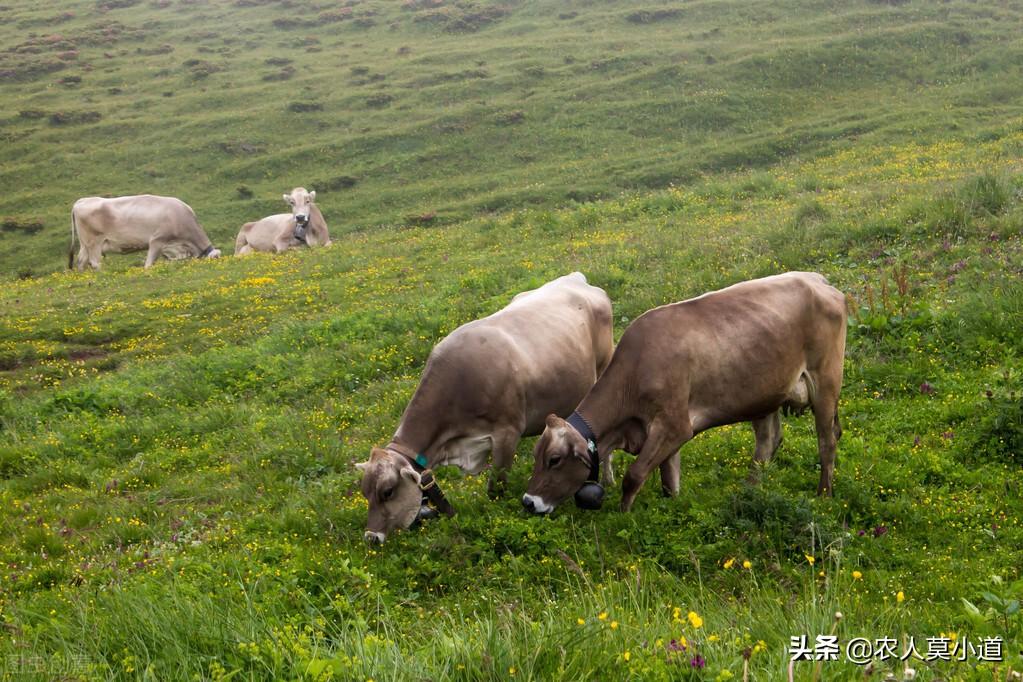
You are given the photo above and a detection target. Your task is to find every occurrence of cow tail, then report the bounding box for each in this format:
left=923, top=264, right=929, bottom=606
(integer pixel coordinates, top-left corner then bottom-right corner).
left=68, top=209, right=78, bottom=270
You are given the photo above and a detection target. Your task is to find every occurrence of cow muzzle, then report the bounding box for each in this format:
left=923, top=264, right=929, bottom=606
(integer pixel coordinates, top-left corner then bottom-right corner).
left=521, top=493, right=554, bottom=515
left=364, top=530, right=386, bottom=545
left=574, top=482, right=605, bottom=510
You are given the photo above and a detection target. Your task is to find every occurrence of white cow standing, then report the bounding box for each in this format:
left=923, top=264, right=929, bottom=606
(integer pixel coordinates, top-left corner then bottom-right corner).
left=69, top=194, right=221, bottom=270
left=234, top=187, right=331, bottom=255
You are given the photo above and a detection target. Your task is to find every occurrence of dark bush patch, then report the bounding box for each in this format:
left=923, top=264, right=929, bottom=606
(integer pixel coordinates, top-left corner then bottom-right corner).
left=1, top=218, right=44, bottom=234
left=262, top=66, right=295, bottom=81
left=968, top=380, right=1023, bottom=463
left=923, top=172, right=1011, bottom=239
left=236, top=186, right=254, bottom=200
left=273, top=17, right=312, bottom=30
left=136, top=43, right=173, bottom=55
left=319, top=176, right=359, bottom=191
left=48, top=110, right=101, bottom=125
left=216, top=141, right=263, bottom=155
left=18, top=109, right=46, bottom=119
left=558, top=11, right=577, bottom=20
left=319, top=8, right=353, bottom=23
left=182, top=59, right=222, bottom=79
left=59, top=74, right=81, bottom=86
left=720, top=486, right=840, bottom=560
left=107, top=86, right=123, bottom=94
left=494, top=109, right=525, bottom=125
left=0, top=58, right=66, bottom=82
left=366, top=93, right=393, bottom=108
left=287, top=101, right=323, bottom=113
left=413, top=4, right=510, bottom=33
left=626, top=8, right=683, bottom=24
left=793, top=198, right=829, bottom=226
left=402, top=0, right=445, bottom=9
left=406, top=211, right=436, bottom=225
left=97, top=0, right=140, bottom=9
left=265, top=57, right=292, bottom=66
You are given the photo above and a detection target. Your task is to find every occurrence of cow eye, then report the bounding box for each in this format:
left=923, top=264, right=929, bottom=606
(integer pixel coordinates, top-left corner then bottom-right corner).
left=548, top=455, right=562, bottom=468
left=381, top=487, right=395, bottom=501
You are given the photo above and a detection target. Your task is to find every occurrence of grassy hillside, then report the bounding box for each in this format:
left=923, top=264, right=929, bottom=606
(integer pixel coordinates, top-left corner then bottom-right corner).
left=3, top=0, right=1023, bottom=275
left=2, top=1, right=1023, bottom=681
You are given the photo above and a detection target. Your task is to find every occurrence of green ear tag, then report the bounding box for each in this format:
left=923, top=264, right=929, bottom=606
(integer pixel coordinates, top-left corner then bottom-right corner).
left=415, top=454, right=428, bottom=468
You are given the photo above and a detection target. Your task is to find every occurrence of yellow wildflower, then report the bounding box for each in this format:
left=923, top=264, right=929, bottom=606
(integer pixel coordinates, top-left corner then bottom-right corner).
left=687, top=611, right=703, bottom=629
left=723, top=558, right=736, bottom=569
left=897, top=591, right=905, bottom=603
left=742, top=560, right=752, bottom=569
left=852, top=570, right=862, bottom=580
left=805, top=554, right=815, bottom=566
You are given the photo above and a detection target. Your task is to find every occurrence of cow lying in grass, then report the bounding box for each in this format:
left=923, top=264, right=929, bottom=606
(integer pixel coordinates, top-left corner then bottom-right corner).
left=523, top=271, right=848, bottom=515
left=235, top=187, right=330, bottom=254
left=357, top=272, right=614, bottom=543
left=69, top=194, right=221, bottom=270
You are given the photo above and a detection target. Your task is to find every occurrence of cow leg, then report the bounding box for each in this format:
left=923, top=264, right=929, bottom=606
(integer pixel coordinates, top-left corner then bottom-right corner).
left=486, top=428, right=519, bottom=499
left=598, top=444, right=615, bottom=488
left=621, top=421, right=689, bottom=512
left=144, top=238, right=166, bottom=268
left=748, top=410, right=783, bottom=483
left=659, top=451, right=680, bottom=498
left=812, top=371, right=842, bottom=496
left=82, top=245, right=102, bottom=270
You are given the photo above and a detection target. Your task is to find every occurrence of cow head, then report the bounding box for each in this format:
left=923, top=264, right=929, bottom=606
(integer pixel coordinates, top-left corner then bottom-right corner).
left=283, top=187, right=316, bottom=242
left=522, top=414, right=596, bottom=514
left=356, top=447, right=423, bottom=544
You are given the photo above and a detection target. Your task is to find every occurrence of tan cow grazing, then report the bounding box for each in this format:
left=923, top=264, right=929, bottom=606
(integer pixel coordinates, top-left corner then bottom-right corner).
left=69, top=195, right=221, bottom=270
left=356, top=272, right=614, bottom=544
left=234, top=187, right=330, bottom=255
left=523, top=271, right=847, bottom=515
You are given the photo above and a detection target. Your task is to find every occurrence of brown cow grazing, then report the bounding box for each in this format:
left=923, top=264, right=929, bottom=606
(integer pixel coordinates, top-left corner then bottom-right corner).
left=356, top=272, right=614, bottom=543
left=523, top=271, right=847, bottom=515
left=234, top=187, right=330, bottom=255
left=69, top=195, right=221, bottom=270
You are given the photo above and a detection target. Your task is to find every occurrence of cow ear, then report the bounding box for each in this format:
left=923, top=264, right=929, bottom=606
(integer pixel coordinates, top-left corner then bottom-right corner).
left=355, top=461, right=370, bottom=472
left=283, top=193, right=292, bottom=204
left=401, top=467, right=421, bottom=485
left=369, top=447, right=389, bottom=461
left=309, top=190, right=316, bottom=202
left=545, top=413, right=561, bottom=430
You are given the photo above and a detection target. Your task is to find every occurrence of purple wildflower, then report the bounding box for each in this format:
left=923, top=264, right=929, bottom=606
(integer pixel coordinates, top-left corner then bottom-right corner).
left=690, top=654, right=706, bottom=669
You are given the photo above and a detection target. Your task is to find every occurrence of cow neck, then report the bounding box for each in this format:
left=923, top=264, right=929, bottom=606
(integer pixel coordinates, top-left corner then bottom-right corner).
left=309, top=204, right=327, bottom=233
left=385, top=440, right=455, bottom=518
left=567, top=411, right=599, bottom=482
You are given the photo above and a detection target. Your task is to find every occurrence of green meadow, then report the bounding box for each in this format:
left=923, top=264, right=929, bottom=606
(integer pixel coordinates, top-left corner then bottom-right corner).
left=2, top=0, right=1023, bottom=679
